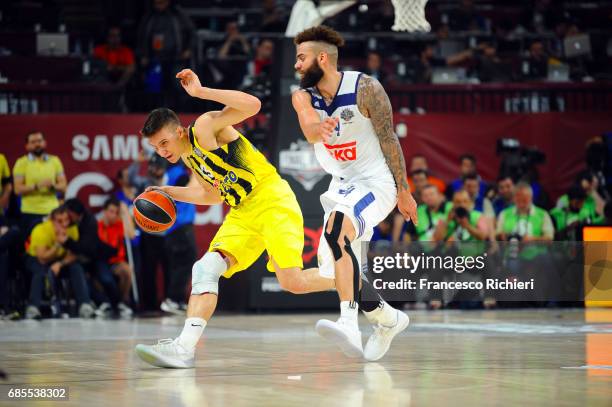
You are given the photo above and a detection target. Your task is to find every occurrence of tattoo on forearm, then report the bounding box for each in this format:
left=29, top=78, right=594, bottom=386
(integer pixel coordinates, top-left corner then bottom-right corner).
left=357, top=75, right=409, bottom=191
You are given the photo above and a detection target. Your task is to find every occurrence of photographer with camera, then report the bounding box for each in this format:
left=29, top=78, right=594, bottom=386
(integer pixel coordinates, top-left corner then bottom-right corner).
left=434, top=189, right=489, bottom=243
left=550, top=185, right=601, bottom=241
left=555, top=170, right=605, bottom=221
left=496, top=183, right=554, bottom=304
left=497, top=183, right=554, bottom=242
left=432, top=189, right=489, bottom=309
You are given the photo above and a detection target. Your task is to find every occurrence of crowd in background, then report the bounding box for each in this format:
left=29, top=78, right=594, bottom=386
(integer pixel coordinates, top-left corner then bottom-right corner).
left=0, top=0, right=611, bottom=113
left=1, top=130, right=610, bottom=319
left=371, top=135, right=612, bottom=310
left=0, top=0, right=611, bottom=318
left=0, top=131, right=197, bottom=320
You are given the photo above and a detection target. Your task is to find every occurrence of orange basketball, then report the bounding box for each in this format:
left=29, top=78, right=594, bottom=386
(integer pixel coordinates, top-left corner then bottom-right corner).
left=133, top=189, right=176, bottom=234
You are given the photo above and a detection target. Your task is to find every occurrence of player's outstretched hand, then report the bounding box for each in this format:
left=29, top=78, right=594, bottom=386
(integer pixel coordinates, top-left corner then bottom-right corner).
left=176, top=69, right=202, bottom=97
left=398, top=190, right=418, bottom=225
left=319, top=117, right=338, bottom=144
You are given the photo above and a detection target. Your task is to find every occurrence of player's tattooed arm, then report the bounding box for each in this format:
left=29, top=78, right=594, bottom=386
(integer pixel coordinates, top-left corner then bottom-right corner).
left=357, top=75, right=418, bottom=224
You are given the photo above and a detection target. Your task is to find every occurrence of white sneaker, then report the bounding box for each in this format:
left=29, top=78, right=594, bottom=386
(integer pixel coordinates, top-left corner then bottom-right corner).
left=118, top=302, right=133, bottom=318
left=25, top=305, right=41, bottom=320
left=79, top=303, right=96, bottom=318
left=135, top=338, right=195, bottom=368
left=160, top=298, right=184, bottom=315
left=364, top=310, right=410, bottom=361
left=95, top=302, right=112, bottom=318
left=315, top=318, right=363, bottom=358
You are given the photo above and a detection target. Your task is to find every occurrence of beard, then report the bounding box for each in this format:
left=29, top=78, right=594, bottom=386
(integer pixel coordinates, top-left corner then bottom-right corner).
left=299, top=60, right=324, bottom=88
left=32, top=147, right=45, bottom=156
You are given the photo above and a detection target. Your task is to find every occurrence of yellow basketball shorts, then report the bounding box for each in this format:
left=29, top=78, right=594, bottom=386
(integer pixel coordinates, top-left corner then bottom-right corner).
left=208, top=176, right=304, bottom=278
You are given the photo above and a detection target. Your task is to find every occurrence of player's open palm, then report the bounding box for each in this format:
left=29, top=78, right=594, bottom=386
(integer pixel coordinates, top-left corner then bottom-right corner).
left=398, top=190, right=418, bottom=225
left=176, top=69, right=202, bottom=97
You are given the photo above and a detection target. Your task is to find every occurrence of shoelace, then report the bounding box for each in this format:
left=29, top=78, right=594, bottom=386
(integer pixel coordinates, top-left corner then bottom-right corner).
left=154, top=338, right=177, bottom=351
left=154, top=338, right=190, bottom=356
left=371, top=324, right=392, bottom=340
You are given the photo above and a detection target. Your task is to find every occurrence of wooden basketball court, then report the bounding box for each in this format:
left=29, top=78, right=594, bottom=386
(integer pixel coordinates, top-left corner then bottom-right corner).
left=1, top=309, right=611, bottom=406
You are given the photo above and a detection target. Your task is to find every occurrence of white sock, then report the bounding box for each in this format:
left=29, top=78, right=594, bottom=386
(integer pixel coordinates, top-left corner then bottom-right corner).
left=340, top=301, right=359, bottom=325
left=177, top=317, right=206, bottom=351
left=363, top=301, right=397, bottom=327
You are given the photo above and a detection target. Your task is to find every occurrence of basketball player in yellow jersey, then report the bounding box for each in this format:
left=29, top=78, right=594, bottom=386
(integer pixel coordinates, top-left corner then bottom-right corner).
left=135, top=69, right=336, bottom=368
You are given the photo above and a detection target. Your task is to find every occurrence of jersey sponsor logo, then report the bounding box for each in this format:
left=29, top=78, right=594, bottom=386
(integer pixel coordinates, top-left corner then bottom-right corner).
left=324, top=141, right=357, bottom=161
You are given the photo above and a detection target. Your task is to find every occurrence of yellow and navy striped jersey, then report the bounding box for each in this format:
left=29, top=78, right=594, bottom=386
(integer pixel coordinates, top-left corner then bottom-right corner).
left=185, top=124, right=277, bottom=207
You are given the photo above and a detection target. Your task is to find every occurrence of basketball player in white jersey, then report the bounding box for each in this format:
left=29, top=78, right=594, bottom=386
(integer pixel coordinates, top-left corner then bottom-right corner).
left=292, top=26, right=418, bottom=361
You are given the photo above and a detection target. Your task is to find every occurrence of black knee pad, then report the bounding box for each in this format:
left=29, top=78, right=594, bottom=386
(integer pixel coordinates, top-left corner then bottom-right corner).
left=324, top=212, right=344, bottom=261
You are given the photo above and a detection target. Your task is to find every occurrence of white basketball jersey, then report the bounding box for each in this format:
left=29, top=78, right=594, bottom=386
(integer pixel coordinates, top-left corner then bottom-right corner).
left=304, top=71, right=394, bottom=184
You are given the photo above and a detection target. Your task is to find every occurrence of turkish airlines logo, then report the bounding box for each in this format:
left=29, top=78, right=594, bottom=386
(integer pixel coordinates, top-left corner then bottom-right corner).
left=324, top=141, right=356, bottom=161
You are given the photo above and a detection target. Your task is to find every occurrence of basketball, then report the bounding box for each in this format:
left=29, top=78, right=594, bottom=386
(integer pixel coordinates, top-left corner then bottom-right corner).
left=133, top=189, right=176, bottom=233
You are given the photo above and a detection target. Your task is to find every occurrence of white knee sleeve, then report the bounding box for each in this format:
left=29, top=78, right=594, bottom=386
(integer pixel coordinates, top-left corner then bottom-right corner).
left=191, top=251, right=227, bottom=295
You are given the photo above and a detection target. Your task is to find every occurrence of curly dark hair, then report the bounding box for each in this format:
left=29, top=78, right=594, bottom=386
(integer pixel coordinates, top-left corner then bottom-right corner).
left=294, top=25, right=345, bottom=47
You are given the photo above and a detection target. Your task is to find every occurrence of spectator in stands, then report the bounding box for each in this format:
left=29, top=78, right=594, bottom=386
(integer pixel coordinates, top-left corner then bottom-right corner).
left=25, top=206, right=94, bottom=319
left=97, top=197, right=135, bottom=318
left=115, top=167, right=137, bottom=207
left=63, top=198, right=117, bottom=313
left=372, top=213, right=394, bottom=249
left=129, top=153, right=168, bottom=311
left=218, top=21, right=251, bottom=89
left=0, top=153, right=17, bottom=319
left=408, top=155, right=446, bottom=195
left=129, top=152, right=167, bottom=194
left=472, top=42, right=512, bottom=83
left=410, top=169, right=429, bottom=205
left=159, top=162, right=197, bottom=315
left=137, top=0, right=195, bottom=106
left=463, top=172, right=495, bottom=220
left=548, top=19, right=570, bottom=59
left=492, top=175, right=515, bottom=216
left=0, top=217, right=20, bottom=318
left=93, top=26, right=135, bottom=87
left=13, top=131, right=67, bottom=236
left=446, top=154, right=488, bottom=201
left=363, top=51, right=387, bottom=86
left=415, top=184, right=452, bottom=242
left=449, top=0, right=487, bottom=32
left=550, top=185, right=601, bottom=240
left=556, top=170, right=606, bottom=219
left=63, top=198, right=114, bottom=265
left=496, top=182, right=554, bottom=241
left=114, top=166, right=141, bottom=297
left=410, top=43, right=471, bottom=84
left=242, top=38, right=274, bottom=88
left=0, top=153, right=12, bottom=216
left=523, top=40, right=549, bottom=81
